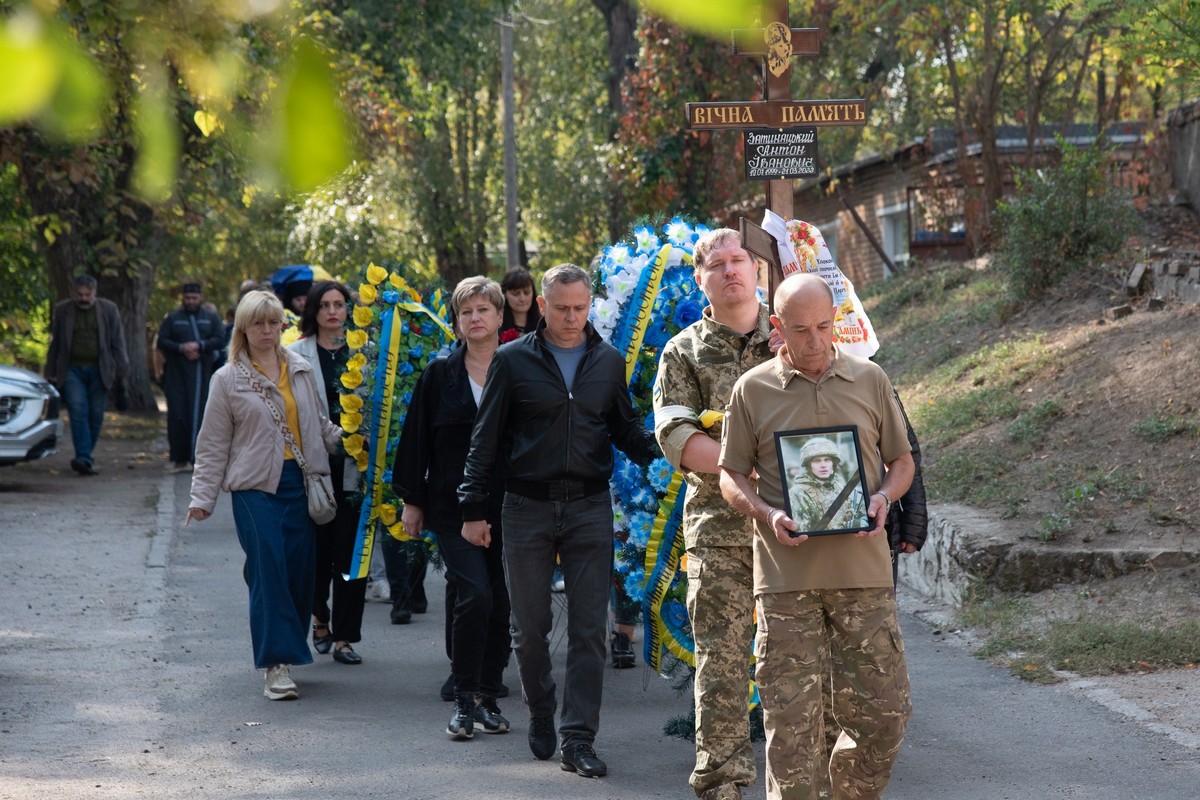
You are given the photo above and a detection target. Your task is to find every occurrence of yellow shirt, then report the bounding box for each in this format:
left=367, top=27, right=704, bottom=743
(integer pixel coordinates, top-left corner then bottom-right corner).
left=252, top=358, right=303, bottom=460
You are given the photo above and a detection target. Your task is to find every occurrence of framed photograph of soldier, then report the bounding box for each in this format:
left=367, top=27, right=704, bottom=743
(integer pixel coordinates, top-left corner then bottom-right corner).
left=774, top=425, right=871, bottom=536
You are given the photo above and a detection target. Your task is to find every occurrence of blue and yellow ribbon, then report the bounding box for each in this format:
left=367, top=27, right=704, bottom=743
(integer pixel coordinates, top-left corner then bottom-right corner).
left=345, top=305, right=403, bottom=580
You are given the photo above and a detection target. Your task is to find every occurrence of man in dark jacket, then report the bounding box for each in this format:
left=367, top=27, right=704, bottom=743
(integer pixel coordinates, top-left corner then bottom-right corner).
left=44, top=275, right=129, bottom=476
left=459, top=263, right=658, bottom=778
left=157, top=282, right=225, bottom=472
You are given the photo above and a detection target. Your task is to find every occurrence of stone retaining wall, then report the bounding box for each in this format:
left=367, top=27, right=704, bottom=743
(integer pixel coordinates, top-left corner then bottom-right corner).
left=897, top=503, right=1200, bottom=605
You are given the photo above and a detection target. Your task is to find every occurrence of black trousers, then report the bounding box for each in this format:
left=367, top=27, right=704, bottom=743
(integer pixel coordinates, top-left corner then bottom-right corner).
left=311, top=458, right=367, bottom=642
left=435, top=525, right=512, bottom=697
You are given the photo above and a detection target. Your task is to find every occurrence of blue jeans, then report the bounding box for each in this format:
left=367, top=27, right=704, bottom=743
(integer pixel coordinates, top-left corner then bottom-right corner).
left=63, top=365, right=107, bottom=465
left=501, top=490, right=614, bottom=749
left=232, top=461, right=315, bottom=670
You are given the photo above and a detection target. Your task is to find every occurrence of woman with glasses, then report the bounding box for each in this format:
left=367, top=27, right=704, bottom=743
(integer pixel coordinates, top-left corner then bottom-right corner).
left=290, top=280, right=369, bottom=666
left=187, top=290, right=342, bottom=700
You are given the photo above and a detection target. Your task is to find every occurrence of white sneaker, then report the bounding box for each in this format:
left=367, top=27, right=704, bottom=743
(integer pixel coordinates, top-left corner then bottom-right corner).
left=365, top=581, right=391, bottom=603
left=264, top=665, right=299, bottom=700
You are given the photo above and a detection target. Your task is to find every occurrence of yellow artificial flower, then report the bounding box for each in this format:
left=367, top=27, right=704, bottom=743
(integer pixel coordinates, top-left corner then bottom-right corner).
left=387, top=521, right=409, bottom=541
left=340, top=411, right=362, bottom=433
left=353, top=305, right=374, bottom=327
left=378, top=504, right=397, bottom=526
left=345, top=329, right=368, bottom=350
left=347, top=353, right=367, bottom=370
left=342, top=433, right=364, bottom=456
left=357, top=283, right=376, bottom=304
left=340, top=368, right=363, bottom=389
left=339, top=393, right=363, bottom=412
left=354, top=450, right=369, bottom=471
left=366, top=263, right=388, bottom=285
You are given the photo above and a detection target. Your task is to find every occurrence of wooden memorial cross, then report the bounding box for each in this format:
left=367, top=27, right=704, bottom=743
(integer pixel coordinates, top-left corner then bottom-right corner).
left=684, top=0, right=867, bottom=307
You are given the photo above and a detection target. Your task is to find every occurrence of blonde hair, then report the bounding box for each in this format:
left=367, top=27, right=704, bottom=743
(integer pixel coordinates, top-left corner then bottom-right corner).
left=228, top=290, right=285, bottom=364
left=451, top=275, right=504, bottom=316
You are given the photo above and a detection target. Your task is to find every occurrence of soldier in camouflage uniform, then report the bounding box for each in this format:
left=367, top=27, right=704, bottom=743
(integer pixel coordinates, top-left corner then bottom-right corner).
left=653, top=228, right=775, bottom=800
left=787, top=438, right=866, bottom=533
left=719, top=274, right=914, bottom=800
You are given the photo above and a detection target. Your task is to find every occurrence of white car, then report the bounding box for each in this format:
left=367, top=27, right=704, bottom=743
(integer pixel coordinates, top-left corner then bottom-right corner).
left=0, top=364, right=63, bottom=466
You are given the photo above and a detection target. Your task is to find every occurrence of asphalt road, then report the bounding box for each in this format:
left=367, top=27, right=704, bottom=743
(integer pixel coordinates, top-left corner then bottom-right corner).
left=1, top=441, right=1197, bottom=799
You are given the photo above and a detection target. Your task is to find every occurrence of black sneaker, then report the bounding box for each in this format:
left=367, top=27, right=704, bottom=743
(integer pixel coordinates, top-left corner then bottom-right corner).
left=473, top=695, right=510, bottom=734
left=560, top=742, right=608, bottom=778
left=447, top=693, right=475, bottom=740
left=440, top=673, right=455, bottom=702
left=528, top=713, right=557, bottom=760
left=611, top=632, right=635, bottom=669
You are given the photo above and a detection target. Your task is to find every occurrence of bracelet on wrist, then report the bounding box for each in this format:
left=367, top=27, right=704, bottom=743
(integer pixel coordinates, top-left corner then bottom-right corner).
left=874, top=490, right=891, bottom=505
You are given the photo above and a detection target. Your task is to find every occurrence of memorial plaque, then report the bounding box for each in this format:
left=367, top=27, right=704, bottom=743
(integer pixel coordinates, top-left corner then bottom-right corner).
left=744, top=127, right=818, bottom=180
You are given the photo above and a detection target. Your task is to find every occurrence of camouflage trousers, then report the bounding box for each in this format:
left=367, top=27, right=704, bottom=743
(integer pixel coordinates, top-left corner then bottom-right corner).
left=754, top=588, right=911, bottom=800
left=686, top=545, right=757, bottom=797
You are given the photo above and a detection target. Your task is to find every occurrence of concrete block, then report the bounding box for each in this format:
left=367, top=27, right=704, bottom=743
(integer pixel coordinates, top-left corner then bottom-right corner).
left=1125, top=263, right=1146, bottom=294
left=1105, top=304, right=1133, bottom=320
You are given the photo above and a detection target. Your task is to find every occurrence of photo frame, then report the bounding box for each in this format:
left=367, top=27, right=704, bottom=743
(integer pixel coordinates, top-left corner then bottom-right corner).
left=774, top=425, right=871, bottom=536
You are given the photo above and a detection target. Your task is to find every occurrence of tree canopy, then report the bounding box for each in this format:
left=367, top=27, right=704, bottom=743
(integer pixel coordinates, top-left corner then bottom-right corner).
left=1, top=0, right=1196, bottom=377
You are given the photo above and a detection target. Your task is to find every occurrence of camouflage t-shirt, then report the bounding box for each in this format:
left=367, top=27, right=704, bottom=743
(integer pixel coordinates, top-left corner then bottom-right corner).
left=652, top=304, right=774, bottom=548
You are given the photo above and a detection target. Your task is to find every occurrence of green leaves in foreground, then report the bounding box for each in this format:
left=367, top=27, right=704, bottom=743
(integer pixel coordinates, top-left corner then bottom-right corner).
left=1, top=10, right=356, bottom=199
left=267, top=37, right=357, bottom=196
left=0, top=10, right=108, bottom=140
left=637, top=0, right=773, bottom=37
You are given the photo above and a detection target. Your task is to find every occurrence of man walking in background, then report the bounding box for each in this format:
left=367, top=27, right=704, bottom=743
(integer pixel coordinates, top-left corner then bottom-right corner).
left=44, top=275, right=129, bottom=476
left=157, top=282, right=225, bottom=473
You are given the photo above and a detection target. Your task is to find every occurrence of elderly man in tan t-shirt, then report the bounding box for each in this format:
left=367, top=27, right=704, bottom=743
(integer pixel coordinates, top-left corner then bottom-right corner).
left=718, top=273, right=915, bottom=800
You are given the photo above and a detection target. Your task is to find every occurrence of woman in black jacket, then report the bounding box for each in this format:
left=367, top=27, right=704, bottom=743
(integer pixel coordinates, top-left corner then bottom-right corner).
left=393, top=276, right=511, bottom=740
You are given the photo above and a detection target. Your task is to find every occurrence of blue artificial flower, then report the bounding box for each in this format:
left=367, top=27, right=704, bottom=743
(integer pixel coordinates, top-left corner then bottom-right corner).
left=603, top=243, right=632, bottom=267
left=635, top=226, right=660, bottom=254
left=672, top=299, right=704, bottom=329
left=643, top=322, right=671, bottom=349
left=627, top=509, right=654, bottom=548
left=642, top=410, right=655, bottom=433
left=623, top=567, right=647, bottom=603
left=409, top=343, right=424, bottom=359
left=382, top=290, right=400, bottom=304
left=664, top=217, right=693, bottom=247
left=401, top=321, right=410, bottom=335
left=402, top=391, right=412, bottom=406
left=647, top=457, right=673, bottom=493
left=612, top=455, right=644, bottom=499
left=662, top=598, right=689, bottom=630
left=398, top=362, right=414, bottom=376
left=628, top=483, right=657, bottom=511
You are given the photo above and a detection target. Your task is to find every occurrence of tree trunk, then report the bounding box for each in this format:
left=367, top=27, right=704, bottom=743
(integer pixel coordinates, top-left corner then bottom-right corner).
left=593, top=0, right=638, bottom=244
left=11, top=131, right=161, bottom=413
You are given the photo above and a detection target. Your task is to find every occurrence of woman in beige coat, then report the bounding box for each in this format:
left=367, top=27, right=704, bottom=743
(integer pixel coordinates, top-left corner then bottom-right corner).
left=187, top=291, right=342, bottom=701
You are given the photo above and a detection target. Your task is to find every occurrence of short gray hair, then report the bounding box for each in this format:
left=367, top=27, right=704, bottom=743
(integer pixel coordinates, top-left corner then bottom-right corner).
left=73, top=274, right=98, bottom=290
left=451, top=275, right=504, bottom=315
left=541, top=263, right=591, bottom=296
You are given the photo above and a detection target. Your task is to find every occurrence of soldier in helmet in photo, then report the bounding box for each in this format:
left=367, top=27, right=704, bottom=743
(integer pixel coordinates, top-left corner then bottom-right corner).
left=788, top=437, right=866, bottom=532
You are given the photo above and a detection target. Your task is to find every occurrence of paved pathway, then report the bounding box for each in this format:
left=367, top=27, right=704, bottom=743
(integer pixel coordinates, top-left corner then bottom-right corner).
left=0, top=437, right=1197, bottom=798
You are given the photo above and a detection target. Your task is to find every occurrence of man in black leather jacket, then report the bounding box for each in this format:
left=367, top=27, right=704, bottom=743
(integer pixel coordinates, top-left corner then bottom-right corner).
left=459, top=263, right=658, bottom=778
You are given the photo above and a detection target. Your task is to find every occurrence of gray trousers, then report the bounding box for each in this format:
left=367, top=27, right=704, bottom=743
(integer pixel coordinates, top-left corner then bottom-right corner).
left=501, top=490, right=614, bottom=749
